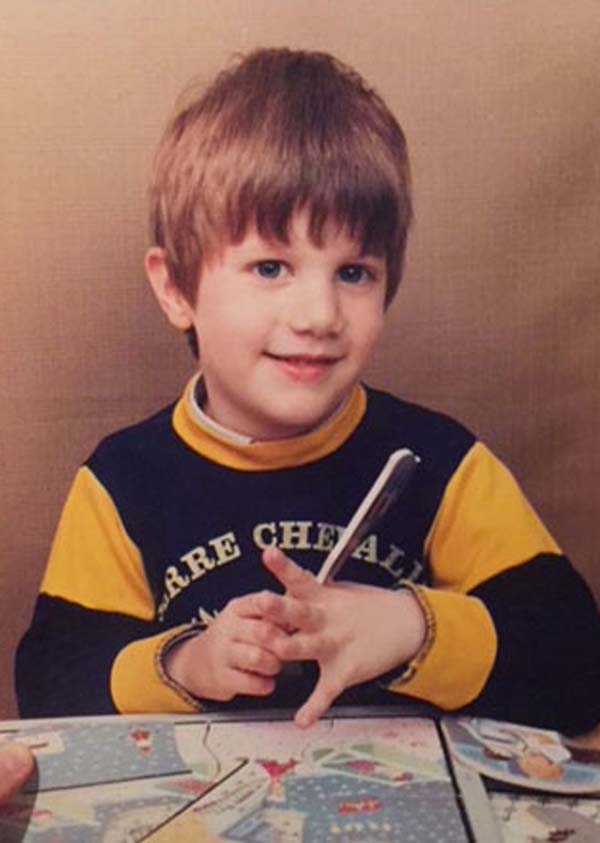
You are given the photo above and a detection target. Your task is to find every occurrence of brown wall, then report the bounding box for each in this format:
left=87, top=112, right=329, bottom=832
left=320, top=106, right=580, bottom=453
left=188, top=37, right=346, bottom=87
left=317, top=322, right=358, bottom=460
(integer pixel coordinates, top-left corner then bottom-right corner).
left=2, top=1, right=599, bottom=718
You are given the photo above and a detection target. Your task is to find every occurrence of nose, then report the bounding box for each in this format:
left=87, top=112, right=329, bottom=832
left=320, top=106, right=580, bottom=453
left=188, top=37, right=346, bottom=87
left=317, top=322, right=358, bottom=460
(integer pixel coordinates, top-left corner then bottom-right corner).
left=287, top=276, right=344, bottom=338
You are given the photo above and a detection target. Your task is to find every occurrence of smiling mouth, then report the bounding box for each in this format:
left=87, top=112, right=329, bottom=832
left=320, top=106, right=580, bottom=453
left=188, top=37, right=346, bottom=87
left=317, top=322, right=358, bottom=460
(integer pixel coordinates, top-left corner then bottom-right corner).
left=265, top=351, right=342, bottom=367
left=265, top=353, right=340, bottom=365
left=264, top=352, right=342, bottom=380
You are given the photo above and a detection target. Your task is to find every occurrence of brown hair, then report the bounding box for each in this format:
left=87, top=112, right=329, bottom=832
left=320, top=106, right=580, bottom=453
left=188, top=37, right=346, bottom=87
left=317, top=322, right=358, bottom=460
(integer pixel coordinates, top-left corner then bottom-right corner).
left=149, top=47, right=412, bottom=307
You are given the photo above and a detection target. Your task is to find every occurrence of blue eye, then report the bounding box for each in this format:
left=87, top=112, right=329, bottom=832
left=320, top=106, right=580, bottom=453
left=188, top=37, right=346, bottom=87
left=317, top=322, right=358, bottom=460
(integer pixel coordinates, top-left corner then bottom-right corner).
left=338, top=264, right=370, bottom=284
left=255, top=261, right=283, bottom=279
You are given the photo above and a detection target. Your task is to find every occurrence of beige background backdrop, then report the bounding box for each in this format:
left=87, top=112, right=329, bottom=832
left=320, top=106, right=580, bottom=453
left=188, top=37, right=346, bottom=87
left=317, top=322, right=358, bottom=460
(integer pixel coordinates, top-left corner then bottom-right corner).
left=2, top=1, right=599, bottom=719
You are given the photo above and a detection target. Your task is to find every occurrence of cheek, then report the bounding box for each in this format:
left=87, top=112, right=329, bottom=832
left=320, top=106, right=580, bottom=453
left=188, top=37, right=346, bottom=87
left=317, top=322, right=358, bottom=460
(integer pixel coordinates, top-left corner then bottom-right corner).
left=193, top=307, right=267, bottom=354
left=354, top=307, right=385, bottom=354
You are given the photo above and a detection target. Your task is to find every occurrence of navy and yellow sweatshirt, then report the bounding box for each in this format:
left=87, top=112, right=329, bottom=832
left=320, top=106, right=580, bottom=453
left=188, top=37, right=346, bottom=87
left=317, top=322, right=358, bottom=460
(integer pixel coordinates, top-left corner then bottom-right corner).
left=16, top=380, right=600, bottom=734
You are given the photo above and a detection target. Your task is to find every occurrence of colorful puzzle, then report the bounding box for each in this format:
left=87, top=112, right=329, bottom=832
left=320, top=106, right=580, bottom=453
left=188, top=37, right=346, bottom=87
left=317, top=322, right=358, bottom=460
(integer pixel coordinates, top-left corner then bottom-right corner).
left=4, top=712, right=599, bottom=842
left=0, top=714, right=474, bottom=842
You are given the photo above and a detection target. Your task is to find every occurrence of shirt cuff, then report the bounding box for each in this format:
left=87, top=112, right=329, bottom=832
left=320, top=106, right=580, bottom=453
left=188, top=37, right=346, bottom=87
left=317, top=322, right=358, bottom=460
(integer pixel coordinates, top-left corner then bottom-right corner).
left=111, top=624, right=203, bottom=713
left=386, top=586, right=497, bottom=709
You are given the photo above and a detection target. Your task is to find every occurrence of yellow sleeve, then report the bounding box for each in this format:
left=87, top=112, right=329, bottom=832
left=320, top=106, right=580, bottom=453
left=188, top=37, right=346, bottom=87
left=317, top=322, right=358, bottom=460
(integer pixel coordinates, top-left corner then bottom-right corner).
left=425, top=442, right=560, bottom=592
left=41, top=466, right=155, bottom=619
left=389, top=442, right=560, bottom=709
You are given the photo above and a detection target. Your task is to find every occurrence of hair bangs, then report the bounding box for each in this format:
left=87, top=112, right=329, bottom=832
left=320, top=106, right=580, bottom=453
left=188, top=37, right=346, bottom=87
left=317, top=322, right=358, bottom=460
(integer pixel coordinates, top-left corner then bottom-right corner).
left=208, top=125, right=410, bottom=294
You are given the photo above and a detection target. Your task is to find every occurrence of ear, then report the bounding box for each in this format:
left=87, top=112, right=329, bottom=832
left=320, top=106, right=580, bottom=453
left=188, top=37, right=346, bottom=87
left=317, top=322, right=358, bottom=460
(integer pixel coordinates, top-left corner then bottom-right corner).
left=145, top=247, right=194, bottom=331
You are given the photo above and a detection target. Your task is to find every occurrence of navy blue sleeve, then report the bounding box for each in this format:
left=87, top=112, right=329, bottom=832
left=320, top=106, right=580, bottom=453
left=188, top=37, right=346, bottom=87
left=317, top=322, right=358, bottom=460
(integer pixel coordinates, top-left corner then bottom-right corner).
left=463, top=554, right=600, bottom=736
left=15, top=595, right=162, bottom=717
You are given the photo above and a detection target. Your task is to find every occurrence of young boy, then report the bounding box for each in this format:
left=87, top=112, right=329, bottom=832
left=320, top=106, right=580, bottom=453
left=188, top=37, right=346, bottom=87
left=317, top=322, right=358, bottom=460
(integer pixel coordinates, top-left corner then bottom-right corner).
left=16, top=48, right=600, bottom=735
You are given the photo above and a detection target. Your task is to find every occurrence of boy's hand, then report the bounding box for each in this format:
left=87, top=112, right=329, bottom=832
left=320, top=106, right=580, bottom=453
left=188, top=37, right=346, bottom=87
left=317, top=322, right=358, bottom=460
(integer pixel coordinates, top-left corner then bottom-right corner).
left=163, top=592, right=291, bottom=702
left=0, top=744, right=34, bottom=801
left=260, top=546, right=427, bottom=728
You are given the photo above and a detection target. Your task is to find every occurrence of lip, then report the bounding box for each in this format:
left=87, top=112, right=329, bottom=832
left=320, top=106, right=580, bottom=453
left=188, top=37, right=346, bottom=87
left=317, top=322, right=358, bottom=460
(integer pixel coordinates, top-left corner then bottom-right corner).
left=264, top=352, right=342, bottom=383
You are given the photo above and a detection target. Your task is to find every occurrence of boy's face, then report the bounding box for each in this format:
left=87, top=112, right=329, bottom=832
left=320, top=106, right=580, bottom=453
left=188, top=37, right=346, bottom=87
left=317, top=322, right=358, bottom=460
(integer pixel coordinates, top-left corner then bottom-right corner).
left=150, top=211, right=387, bottom=440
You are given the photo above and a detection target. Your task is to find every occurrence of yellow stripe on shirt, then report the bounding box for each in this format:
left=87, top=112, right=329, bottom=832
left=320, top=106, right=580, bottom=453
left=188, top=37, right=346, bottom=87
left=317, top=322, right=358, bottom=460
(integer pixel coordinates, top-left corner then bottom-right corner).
left=41, top=466, right=155, bottom=621
left=425, top=441, right=560, bottom=593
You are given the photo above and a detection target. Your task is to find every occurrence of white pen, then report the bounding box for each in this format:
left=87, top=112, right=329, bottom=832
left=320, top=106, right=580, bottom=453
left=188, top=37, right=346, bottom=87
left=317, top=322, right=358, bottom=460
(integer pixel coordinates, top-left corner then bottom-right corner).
left=316, top=448, right=420, bottom=584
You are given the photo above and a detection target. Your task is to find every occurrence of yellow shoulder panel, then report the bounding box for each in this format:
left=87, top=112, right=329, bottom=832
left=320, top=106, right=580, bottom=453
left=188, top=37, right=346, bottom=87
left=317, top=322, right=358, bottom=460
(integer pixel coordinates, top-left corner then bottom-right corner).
left=41, top=467, right=155, bottom=621
left=424, top=442, right=560, bottom=593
